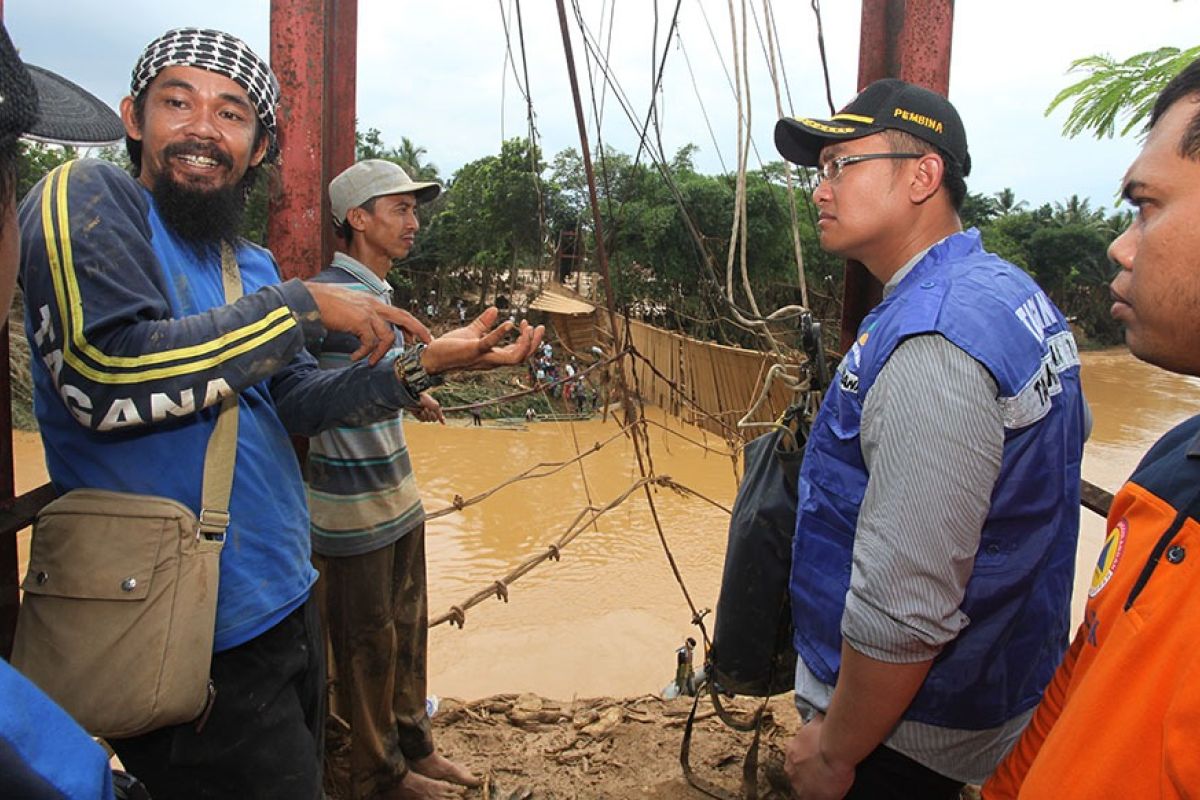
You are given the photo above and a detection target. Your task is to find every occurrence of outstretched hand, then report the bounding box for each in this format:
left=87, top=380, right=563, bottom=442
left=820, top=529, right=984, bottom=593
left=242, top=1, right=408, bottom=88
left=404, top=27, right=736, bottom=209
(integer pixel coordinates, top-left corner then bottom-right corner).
left=305, top=282, right=432, bottom=364
left=421, top=307, right=544, bottom=375
left=410, top=392, right=445, bottom=424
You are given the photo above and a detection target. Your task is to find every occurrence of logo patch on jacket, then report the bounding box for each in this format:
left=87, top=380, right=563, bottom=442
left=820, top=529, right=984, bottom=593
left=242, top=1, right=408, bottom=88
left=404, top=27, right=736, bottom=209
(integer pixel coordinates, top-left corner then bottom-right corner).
left=1089, top=518, right=1127, bottom=598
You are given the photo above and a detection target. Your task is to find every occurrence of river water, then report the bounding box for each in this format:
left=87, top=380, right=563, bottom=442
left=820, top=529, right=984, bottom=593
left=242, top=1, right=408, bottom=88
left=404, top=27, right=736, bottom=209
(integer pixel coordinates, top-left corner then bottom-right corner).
left=11, top=348, right=1200, bottom=700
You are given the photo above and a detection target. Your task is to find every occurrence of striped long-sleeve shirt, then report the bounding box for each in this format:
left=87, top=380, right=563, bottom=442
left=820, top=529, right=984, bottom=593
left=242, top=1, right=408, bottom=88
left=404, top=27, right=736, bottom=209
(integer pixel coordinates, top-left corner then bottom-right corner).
left=305, top=252, right=425, bottom=558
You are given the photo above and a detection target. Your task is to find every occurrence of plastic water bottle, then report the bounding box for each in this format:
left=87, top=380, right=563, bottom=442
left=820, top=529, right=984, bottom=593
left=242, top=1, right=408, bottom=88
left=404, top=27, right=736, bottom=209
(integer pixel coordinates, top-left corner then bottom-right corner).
left=425, top=695, right=440, bottom=718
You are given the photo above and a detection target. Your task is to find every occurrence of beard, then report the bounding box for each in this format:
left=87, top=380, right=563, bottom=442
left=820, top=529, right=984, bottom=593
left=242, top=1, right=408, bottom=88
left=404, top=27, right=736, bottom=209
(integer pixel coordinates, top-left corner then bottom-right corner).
left=149, top=141, right=253, bottom=254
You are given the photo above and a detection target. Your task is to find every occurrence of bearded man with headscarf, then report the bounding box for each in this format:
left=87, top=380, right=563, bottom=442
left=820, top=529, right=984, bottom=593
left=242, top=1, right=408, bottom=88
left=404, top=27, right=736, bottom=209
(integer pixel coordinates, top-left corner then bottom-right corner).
left=17, top=28, right=542, bottom=799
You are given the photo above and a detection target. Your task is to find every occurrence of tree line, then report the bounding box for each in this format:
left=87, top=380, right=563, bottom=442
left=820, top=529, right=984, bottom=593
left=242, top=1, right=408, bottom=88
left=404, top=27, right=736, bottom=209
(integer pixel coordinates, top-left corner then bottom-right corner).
left=14, top=130, right=1128, bottom=350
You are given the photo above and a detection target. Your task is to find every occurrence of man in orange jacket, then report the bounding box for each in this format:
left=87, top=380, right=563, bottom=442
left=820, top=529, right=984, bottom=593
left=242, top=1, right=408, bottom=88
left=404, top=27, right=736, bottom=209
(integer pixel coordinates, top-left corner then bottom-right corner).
left=983, top=56, right=1200, bottom=799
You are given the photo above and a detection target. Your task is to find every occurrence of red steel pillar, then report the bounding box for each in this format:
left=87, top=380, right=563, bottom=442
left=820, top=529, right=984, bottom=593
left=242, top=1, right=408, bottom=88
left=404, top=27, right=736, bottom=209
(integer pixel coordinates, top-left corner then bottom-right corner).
left=268, top=0, right=358, bottom=279
left=839, top=0, right=955, bottom=350
left=325, top=0, right=358, bottom=237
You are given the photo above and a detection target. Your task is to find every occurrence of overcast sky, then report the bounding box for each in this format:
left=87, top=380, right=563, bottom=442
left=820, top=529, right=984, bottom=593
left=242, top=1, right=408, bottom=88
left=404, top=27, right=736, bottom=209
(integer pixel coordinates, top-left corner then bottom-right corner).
left=6, top=1, right=1197, bottom=209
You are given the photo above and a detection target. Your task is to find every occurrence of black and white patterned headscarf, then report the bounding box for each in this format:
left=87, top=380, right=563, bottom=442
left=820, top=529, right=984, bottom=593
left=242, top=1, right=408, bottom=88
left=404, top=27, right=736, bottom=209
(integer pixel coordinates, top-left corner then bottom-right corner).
left=131, top=28, right=280, bottom=163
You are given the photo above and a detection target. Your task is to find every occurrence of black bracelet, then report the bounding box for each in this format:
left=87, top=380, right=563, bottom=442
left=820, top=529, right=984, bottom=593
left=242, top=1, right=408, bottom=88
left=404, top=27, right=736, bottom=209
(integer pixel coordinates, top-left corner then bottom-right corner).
left=394, top=343, right=445, bottom=396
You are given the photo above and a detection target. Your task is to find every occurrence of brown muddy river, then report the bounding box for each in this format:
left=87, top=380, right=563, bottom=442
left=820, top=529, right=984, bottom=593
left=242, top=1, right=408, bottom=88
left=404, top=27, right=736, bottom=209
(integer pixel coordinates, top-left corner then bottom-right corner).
left=11, top=348, right=1200, bottom=700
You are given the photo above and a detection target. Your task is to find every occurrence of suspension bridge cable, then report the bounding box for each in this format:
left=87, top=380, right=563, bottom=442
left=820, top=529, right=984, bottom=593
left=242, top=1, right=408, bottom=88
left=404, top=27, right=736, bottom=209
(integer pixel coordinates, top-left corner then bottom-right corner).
left=811, top=0, right=837, bottom=116
left=569, top=5, right=811, bottom=337
left=429, top=473, right=731, bottom=629
left=677, top=31, right=729, bottom=174
left=765, top=0, right=796, bottom=114
left=513, top=0, right=549, bottom=267
left=761, top=0, right=810, bottom=308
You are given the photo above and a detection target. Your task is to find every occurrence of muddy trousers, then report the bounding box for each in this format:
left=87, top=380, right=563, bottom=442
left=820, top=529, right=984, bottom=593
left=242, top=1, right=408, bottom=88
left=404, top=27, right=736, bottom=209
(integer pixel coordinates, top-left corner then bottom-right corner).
left=315, top=524, right=433, bottom=800
left=108, top=599, right=326, bottom=800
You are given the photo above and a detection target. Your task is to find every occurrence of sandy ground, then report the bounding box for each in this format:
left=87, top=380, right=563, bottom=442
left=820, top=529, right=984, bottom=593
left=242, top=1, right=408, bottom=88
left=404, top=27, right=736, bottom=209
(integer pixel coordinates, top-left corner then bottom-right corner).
left=326, top=693, right=802, bottom=799
left=325, top=693, right=984, bottom=800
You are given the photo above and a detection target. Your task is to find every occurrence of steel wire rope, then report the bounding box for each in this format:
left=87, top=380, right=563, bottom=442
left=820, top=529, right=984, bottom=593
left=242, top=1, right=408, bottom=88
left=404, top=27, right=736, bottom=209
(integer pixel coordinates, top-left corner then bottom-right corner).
left=677, top=30, right=729, bottom=174
left=513, top=0, right=549, bottom=271
left=424, top=420, right=669, bottom=521
left=721, top=0, right=791, bottom=357
left=571, top=0, right=691, bottom=310
left=765, top=0, right=795, bottom=114
left=544, top=26, right=716, bottom=645
left=440, top=349, right=625, bottom=414
left=428, top=473, right=731, bottom=628
left=496, top=0, right=529, bottom=142
left=569, top=12, right=779, bottom=332
left=578, top=1, right=811, bottom=341
left=761, top=0, right=810, bottom=309
left=539, top=362, right=605, bottom=535
left=571, top=5, right=819, bottom=465
left=570, top=0, right=727, bottom=332
left=574, top=0, right=620, bottom=249
left=811, top=0, right=837, bottom=116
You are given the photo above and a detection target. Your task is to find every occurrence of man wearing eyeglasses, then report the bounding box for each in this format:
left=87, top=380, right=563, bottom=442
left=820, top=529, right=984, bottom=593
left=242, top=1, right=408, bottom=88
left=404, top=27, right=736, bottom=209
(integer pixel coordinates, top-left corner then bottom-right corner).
left=773, top=80, right=1085, bottom=799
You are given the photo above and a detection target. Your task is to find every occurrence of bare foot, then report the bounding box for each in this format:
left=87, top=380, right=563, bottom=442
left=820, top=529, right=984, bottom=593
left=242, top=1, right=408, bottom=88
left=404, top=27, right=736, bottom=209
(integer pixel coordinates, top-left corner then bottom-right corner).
left=411, top=751, right=482, bottom=788
left=381, top=770, right=462, bottom=800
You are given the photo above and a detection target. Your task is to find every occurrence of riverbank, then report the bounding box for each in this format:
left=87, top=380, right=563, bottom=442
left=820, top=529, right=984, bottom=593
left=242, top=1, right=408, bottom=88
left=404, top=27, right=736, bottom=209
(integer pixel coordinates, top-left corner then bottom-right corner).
left=328, top=692, right=806, bottom=799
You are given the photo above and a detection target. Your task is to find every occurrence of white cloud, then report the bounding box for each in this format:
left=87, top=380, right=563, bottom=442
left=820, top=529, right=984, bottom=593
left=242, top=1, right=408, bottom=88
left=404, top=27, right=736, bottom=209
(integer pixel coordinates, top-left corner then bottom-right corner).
left=6, top=0, right=1197, bottom=207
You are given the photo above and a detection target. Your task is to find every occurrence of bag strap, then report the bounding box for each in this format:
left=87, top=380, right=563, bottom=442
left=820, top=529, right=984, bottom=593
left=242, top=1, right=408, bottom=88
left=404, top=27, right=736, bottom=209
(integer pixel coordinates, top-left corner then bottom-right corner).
left=196, top=243, right=243, bottom=540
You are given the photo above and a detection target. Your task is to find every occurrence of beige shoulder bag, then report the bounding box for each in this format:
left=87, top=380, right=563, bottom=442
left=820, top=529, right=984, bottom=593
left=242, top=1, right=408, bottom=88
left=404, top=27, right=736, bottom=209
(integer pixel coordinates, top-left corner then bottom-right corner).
left=13, top=244, right=244, bottom=739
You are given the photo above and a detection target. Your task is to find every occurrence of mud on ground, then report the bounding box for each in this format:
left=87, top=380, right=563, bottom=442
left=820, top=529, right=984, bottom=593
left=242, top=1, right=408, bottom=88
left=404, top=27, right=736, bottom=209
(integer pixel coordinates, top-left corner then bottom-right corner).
left=326, top=693, right=801, bottom=799
left=326, top=693, right=988, bottom=799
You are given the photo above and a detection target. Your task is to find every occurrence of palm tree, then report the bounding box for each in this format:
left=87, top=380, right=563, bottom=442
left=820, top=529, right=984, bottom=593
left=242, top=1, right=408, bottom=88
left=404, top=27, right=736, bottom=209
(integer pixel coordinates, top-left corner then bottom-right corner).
left=992, top=188, right=1028, bottom=216
left=1052, top=195, right=1106, bottom=229
left=395, top=136, right=440, bottom=182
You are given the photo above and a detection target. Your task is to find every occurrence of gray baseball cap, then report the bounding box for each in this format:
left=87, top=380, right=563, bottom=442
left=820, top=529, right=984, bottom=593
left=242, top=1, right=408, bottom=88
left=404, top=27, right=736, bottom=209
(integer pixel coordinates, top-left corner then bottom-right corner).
left=329, top=159, right=441, bottom=225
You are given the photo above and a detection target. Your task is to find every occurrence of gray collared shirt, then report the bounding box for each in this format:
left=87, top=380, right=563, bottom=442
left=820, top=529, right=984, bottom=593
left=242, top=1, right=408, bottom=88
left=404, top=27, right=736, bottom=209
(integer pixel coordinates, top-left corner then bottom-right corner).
left=793, top=238, right=1030, bottom=784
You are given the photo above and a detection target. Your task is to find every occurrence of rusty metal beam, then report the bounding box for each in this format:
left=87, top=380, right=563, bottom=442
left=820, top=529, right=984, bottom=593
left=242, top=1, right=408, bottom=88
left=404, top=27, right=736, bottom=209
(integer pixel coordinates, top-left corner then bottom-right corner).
left=840, top=0, right=955, bottom=350
left=269, top=0, right=358, bottom=276
left=325, top=0, right=358, bottom=256
left=269, top=0, right=330, bottom=280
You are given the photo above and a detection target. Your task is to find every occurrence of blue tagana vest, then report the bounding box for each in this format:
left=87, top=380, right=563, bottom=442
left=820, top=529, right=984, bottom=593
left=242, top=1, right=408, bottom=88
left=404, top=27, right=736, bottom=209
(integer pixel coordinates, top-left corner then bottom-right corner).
left=791, top=230, right=1084, bottom=730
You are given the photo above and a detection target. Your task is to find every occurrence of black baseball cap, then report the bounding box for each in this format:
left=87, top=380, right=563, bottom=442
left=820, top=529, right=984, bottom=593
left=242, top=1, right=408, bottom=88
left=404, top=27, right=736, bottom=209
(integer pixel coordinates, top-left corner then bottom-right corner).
left=775, top=78, right=971, bottom=176
left=0, top=23, right=124, bottom=150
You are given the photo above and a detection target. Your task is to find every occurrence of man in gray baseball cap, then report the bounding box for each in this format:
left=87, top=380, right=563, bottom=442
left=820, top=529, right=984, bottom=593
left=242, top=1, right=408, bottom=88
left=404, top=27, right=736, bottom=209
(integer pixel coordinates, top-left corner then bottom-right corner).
left=309, top=158, right=481, bottom=799
left=329, top=158, right=441, bottom=224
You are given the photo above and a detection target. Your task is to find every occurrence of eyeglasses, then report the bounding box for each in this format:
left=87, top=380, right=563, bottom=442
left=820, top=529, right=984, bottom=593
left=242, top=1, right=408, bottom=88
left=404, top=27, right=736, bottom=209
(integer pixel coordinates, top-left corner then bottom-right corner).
left=815, top=153, right=925, bottom=183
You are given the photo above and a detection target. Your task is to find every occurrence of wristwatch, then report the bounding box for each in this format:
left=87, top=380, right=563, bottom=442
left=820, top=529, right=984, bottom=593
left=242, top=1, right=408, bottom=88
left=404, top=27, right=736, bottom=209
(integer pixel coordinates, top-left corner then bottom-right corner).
left=395, top=343, right=445, bottom=395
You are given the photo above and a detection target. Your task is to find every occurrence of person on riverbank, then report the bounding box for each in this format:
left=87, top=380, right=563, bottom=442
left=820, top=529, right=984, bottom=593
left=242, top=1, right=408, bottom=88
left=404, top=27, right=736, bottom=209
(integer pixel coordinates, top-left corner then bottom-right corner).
left=0, top=21, right=128, bottom=800
left=17, top=27, right=542, bottom=799
left=308, top=159, right=480, bottom=800
left=774, top=79, right=1085, bottom=798
left=983, top=57, right=1200, bottom=799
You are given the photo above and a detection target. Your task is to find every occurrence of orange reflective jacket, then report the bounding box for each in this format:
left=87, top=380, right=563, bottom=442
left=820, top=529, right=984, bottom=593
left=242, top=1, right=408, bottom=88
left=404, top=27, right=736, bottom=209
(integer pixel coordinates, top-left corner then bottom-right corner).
left=984, top=416, right=1200, bottom=799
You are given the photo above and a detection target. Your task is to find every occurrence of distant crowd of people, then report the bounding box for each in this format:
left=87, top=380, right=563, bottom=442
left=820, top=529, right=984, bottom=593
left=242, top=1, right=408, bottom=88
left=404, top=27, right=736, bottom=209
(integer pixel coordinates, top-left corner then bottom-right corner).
left=527, top=343, right=598, bottom=416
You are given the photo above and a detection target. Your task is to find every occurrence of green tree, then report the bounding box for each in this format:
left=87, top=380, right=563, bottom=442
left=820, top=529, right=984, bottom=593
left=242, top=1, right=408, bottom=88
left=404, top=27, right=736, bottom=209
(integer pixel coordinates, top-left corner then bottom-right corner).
left=422, top=138, right=548, bottom=304
left=960, top=191, right=1000, bottom=229
left=992, top=188, right=1027, bottom=216
left=1047, top=44, right=1200, bottom=139
left=16, top=142, right=76, bottom=201
left=394, top=136, right=439, bottom=182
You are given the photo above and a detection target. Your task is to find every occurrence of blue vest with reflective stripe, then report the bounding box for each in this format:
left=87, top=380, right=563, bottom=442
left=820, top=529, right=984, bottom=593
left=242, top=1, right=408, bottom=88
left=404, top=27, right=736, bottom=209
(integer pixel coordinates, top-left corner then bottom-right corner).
left=790, top=230, right=1084, bottom=729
